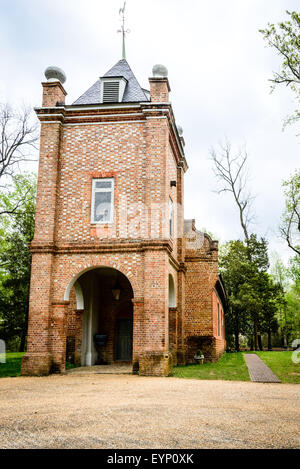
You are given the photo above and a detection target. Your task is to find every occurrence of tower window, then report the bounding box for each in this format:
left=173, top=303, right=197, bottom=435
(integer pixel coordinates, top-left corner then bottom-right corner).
left=100, top=77, right=127, bottom=103
left=102, top=81, right=120, bottom=103
left=91, top=178, right=114, bottom=223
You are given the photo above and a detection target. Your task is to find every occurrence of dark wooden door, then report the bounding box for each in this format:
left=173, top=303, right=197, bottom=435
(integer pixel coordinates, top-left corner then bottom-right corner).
left=115, top=318, right=133, bottom=361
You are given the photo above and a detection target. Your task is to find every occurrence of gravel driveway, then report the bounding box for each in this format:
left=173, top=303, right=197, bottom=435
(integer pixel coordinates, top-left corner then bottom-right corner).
left=0, top=374, right=299, bottom=449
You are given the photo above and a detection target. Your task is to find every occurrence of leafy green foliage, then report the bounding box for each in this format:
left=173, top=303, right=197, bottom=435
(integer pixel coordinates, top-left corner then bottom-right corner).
left=219, top=235, right=282, bottom=351
left=260, top=10, right=300, bottom=126
left=280, top=169, right=300, bottom=255
left=0, top=173, right=36, bottom=351
left=270, top=252, right=300, bottom=346
left=285, top=254, right=300, bottom=343
left=288, top=252, right=300, bottom=292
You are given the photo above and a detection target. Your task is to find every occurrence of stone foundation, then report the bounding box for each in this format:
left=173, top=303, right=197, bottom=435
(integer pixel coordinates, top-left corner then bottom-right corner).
left=139, top=352, right=173, bottom=377
left=21, top=353, right=52, bottom=376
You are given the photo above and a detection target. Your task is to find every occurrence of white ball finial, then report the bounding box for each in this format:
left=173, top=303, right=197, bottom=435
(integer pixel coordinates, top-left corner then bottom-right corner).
left=152, top=64, right=168, bottom=78
left=177, top=125, right=183, bottom=137
left=44, top=66, right=66, bottom=84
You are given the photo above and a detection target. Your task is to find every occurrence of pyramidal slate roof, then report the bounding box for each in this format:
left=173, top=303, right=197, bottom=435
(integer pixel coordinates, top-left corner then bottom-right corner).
left=72, top=59, right=149, bottom=105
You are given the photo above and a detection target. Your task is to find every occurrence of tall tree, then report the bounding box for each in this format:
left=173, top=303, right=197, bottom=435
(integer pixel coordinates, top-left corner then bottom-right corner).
left=219, top=235, right=280, bottom=351
left=219, top=240, right=251, bottom=351
left=0, top=103, right=38, bottom=216
left=210, top=140, right=254, bottom=242
left=259, top=10, right=300, bottom=127
left=257, top=273, right=281, bottom=351
left=0, top=173, right=36, bottom=350
left=280, top=169, right=300, bottom=255
left=285, top=254, right=300, bottom=344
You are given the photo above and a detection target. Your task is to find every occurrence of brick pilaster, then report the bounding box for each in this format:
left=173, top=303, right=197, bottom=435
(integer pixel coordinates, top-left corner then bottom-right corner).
left=149, top=77, right=170, bottom=102
left=42, top=80, right=67, bottom=107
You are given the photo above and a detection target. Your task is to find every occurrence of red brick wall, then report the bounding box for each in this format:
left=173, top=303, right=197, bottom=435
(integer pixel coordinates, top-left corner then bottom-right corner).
left=22, top=69, right=226, bottom=376
left=22, top=83, right=187, bottom=375
left=212, top=289, right=226, bottom=357
left=149, top=78, right=170, bottom=102
left=184, top=223, right=225, bottom=362
left=42, top=81, right=66, bottom=107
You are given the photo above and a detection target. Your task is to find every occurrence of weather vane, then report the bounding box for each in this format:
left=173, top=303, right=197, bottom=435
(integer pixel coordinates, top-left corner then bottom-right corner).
left=118, top=1, right=130, bottom=60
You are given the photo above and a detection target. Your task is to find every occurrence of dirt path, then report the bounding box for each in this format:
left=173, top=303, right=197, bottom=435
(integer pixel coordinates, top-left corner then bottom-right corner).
left=0, top=374, right=299, bottom=449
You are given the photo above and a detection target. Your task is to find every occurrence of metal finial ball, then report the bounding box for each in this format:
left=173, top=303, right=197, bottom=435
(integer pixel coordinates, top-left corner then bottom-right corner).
left=177, top=125, right=183, bottom=136
left=152, top=64, right=168, bottom=78
left=44, top=66, right=66, bottom=84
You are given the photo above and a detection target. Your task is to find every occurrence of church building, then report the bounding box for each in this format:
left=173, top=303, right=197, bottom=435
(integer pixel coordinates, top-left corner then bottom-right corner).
left=21, top=58, right=226, bottom=377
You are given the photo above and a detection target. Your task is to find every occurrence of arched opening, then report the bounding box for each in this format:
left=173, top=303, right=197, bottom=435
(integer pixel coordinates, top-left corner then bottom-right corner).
left=65, top=267, right=134, bottom=367
left=168, top=274, right=176, bottom=308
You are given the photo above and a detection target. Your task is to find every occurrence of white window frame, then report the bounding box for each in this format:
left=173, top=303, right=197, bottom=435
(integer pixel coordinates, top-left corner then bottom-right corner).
left=100, top=77, right=127, bottom=103
left=91, top=178, right=114, bottom=224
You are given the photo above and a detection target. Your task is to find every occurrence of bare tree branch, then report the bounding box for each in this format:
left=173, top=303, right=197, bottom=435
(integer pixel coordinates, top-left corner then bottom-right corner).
left=210, top=140, right=255, bottom=242
left=280, top=170, right=300, bottom=255
left=0, top=103, right=39, bottom=184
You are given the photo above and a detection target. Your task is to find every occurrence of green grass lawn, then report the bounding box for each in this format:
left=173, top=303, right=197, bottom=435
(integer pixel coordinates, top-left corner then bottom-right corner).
left=0, top=352, right=80, bottom=377
left=255, top=351, right=300, bottom=384
left=0, top=352, right=24, bottom=377
left=173, top=352, right=250, bottom=381
left=1, top=351, right=299, bottom=384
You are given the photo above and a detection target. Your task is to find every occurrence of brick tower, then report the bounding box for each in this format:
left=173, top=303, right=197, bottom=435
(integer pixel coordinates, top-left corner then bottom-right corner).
left=21, top=60, right=190, bottom=376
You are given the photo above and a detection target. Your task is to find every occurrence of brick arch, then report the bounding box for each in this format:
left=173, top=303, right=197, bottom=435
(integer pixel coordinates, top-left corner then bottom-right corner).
left=64, top=264, right=135, bottom=309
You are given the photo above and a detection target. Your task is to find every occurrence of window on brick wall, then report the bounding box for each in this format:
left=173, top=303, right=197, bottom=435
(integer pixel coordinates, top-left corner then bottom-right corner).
left=217, top=303, right=220, bottom=336
left=91, top=178, right=114, bottom=223
left=169, top=197, right=173, bottom=238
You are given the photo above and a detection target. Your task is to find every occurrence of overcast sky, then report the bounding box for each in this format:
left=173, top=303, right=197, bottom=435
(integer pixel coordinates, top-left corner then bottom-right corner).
left=1, top=0, right=299, bottom=264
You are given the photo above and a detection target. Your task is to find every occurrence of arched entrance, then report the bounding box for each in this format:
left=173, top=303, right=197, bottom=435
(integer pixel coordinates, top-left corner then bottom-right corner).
left=65, top=266, right=134, bottom=367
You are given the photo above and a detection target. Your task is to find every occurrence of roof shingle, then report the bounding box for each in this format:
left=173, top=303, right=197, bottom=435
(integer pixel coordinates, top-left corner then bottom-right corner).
left=72, top=59, right=149, bottom=105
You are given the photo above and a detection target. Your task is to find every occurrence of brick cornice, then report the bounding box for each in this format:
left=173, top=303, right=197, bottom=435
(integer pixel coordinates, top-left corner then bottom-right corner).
left=42, top=80, right=67, bottom=96
left=185, top=255, right=215, bottom=262
left=30, top=239, right=174, bottom=255
left=34, top=102, right=187, bottom=169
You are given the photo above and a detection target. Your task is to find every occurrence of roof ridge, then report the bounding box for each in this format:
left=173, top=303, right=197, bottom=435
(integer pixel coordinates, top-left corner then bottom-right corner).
left=72, top=59, right=149, bottom=105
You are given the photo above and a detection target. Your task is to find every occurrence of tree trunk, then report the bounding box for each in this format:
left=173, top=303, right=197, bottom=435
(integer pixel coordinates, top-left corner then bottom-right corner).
left=249, top=335, right=254, bottom=351
left=254, top=320, right=258, bottom=351
left=234, top=330, right=240, bottom=352
left=267, top=329, right=272, bottom=351
left=235, top=313, right=240, bottom=352
left=20, top=331, right=27, bottom=352
left=258, top=332, right=263, bottom=351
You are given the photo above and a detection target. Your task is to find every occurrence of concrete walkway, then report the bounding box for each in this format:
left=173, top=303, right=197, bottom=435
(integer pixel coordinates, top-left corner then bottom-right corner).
left=66, top=364, right=132, bottom=375
left=244, top=354, right=281, bottom=383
